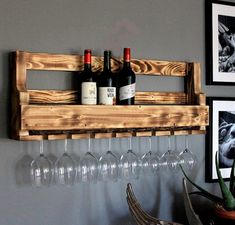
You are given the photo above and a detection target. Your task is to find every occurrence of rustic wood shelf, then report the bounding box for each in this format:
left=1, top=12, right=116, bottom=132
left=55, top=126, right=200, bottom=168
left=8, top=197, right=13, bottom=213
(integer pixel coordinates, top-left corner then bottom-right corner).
left=11, top=50, right=209, bottom=141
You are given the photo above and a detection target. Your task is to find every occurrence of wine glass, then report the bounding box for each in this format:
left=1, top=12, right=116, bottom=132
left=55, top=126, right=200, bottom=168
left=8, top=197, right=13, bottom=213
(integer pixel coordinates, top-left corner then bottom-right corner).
left=120, top=135, right=141, bottom=180
left=141, top=136, right=155, bottom=176
left=55, top=139, right=76, bottom=186
left=80, top=135, right=99, bottom=183
left=178, top=135, right=197, bottom=170
left=30, top=140, right=53, bottom=187
left=150, top=136, right=162, bottom=174
left=98, top=137, right=119, bottom=182
left=161, top=135, right=180, bottom=172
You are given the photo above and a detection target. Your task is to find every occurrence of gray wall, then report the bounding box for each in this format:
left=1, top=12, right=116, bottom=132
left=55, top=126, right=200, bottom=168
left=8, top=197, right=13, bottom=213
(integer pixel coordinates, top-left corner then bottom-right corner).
left=0, top=0, right=234, bottom=224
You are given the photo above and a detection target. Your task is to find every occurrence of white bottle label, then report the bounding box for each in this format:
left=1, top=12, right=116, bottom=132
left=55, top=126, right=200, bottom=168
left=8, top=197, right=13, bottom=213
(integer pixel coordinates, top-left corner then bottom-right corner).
left=81, top=82, right=97, bottom=104
left=119, top=83, right=136, bottom=101
left=99, top=87, right=116, bottom=105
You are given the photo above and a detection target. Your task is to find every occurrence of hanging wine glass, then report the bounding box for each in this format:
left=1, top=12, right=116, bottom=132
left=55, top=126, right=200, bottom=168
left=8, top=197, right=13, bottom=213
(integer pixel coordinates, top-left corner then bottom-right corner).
left=55, top=139, right=76, bottom=186
left=150, top=136, right=162, bottom=174
left=141, top=136, right=155, bottom=176
left=120, top=134, right=141, bottom=180
left=161, top=135, right=180, bottom=172
left=98, top=136, right=119, bottom=182
left=178, top=135, right=197, bottom=170
left=80, top=135, right=99, bottom=183
left=30, top=140, right=53, bottom=187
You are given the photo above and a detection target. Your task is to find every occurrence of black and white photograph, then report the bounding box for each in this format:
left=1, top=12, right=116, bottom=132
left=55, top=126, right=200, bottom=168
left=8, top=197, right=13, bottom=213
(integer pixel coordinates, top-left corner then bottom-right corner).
left=218, top=111, right=235, bottom=168
left=206, top=1, right=235, bottom=85
left=206, top=97, right=235, bottom=182
left=218, top=15, right=235, bottom=73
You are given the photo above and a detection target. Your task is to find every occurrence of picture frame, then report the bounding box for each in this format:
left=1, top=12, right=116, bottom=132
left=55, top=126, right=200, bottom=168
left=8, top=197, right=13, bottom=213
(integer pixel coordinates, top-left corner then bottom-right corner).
left=206, top=97, right=235, bottom=182
left=206, top=0, right=235, bottom=85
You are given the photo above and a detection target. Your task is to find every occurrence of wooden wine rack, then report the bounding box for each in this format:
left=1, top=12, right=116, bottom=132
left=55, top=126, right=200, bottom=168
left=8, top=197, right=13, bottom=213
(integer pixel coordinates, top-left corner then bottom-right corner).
left=11, top=50, right=209, bottom=141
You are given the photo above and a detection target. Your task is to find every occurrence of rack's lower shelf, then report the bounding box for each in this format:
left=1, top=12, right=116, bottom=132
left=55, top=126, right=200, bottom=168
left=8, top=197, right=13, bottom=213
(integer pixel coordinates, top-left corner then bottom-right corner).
left=12, top=104, right=209, bottom=141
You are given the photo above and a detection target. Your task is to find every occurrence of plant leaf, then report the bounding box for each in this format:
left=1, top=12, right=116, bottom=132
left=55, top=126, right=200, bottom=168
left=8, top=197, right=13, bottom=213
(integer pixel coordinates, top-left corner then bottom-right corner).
left=180, top=165, right=223, bottom=204
left=229, top=158, right=235, bottom=197
left=189, top=191, right=223, bottom=204
left=215, top=152, right=235, bottom=210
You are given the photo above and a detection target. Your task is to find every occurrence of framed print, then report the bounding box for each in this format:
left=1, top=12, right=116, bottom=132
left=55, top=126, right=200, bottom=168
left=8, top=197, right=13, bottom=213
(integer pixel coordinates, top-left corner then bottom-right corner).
left=206, top=97, right=235, bottom=182
left=206, top=1, right=235, bottom=85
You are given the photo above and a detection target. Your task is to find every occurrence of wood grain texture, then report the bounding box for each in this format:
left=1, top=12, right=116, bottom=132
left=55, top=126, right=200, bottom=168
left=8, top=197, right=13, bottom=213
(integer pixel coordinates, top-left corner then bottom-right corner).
left=20, top=105, right=209, bottom=131
left=16, top=51, right=187, bottom=76
left=16, top=129, right=206, bottom=140
left=11, top=51, right=209, bottom=141
left=185, top=63, right=202, bottom=104
left=28, top=90, right=78, bottom=104
left=135, top=91, right=187, bottom=105
left=26, top=90, right=187, bottom=105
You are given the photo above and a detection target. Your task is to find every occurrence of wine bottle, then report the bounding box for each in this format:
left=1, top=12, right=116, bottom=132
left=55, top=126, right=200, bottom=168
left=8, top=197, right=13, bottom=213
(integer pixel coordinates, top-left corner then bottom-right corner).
left=117, top=48, right=136, bottom=105
left=98, top=50, right=116, bottom=105
left=81, top=49, right=97, bottom=105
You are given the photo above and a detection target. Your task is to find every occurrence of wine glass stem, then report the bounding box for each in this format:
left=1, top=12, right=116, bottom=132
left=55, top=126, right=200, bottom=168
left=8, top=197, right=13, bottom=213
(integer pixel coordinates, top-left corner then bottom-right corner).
left=129, top=136, right=132, bottom=150
left=39, top=140, right=43, bottom=155
left=88, top=136, right=91, bottom=152
left=64, top=139, right=68, bottom=153
left=148, top=136, right=152, bottom=151
left=108, top=137, right=111, bottom=152
left=185, top=135, right=189, bottom=149
left=168, top=136, right=171, bottom=151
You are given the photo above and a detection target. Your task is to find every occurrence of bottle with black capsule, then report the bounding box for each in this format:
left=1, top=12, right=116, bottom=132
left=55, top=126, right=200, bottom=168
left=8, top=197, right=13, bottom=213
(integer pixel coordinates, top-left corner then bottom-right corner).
left=98, top=50, right=116, bottom=105
left=81, top=49, right=97, bottom=105
left=117, top=48, right=136, bottom=105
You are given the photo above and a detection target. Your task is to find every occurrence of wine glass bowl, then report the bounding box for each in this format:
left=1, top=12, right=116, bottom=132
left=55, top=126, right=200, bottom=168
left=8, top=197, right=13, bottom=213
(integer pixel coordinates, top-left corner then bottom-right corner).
left=98, top=137, right=119, bottom=182
left=55, top=139, right=76, bottom=186
left=120, top=136, right=141, bottom=180
left=80, top=136, right=99, bottom=183
left=30, top=140, right=53, bottom=187
left=161, top=136, right=180, bottom=172
left=178, top=135, right=197, bottom=170
left=141, top=136, right=157, bottom=176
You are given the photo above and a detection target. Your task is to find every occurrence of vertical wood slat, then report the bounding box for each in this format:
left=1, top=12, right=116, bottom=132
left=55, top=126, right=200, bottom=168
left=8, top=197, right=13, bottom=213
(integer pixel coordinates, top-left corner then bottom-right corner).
left=185, top=63, right=202, bottom=105
left=15, top=51, right=27, bottom=91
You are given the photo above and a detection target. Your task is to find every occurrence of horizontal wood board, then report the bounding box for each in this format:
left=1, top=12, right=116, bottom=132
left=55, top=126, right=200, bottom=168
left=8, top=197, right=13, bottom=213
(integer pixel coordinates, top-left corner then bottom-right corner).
left=25, top=90, right=187, bottom=105
left=19, top=51, right=187, bottom=76
left=20, top=105, right=209, bottom=130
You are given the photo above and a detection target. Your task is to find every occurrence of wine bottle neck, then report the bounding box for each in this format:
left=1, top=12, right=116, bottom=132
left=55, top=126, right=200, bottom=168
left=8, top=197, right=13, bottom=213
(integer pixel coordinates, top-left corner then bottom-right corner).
left=84, top=49, right=92, bottom=70
left=103, top=51, right=111, bottom=71
left=84, top=63, right=91, bottom=70
left=123, top=61, right=131, bottom=68
left=123, top=48, right=131, bottom=68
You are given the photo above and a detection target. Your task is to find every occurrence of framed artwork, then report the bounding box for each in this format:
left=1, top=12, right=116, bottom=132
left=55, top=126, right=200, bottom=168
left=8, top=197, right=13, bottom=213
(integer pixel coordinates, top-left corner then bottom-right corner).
left=206, top=1, right=235, bottom=85
left=206, top=97, right=235, bottom=182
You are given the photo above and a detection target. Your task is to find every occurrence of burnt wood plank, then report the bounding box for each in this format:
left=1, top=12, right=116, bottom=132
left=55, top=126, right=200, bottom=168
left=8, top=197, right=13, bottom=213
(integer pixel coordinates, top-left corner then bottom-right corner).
left=17, top=51, right=187, bottom=76
left=26, top=90, right=187, bottom=105
left=21, top=105, right=209, bottom=131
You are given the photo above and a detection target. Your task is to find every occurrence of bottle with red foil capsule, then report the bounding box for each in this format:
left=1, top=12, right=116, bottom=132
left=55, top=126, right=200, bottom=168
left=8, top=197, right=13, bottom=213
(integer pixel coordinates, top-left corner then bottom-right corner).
left=81, top=49, right=97, bottom=105
left=117, top=48, right=136, bottom=105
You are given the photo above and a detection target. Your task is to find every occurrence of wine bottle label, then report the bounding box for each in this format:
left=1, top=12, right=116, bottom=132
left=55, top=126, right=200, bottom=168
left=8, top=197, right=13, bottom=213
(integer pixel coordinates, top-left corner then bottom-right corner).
left=119, top=83, right=136, bottom=101
left=99, top=87, right=116, bottom=105
left=81, top=82, right=97, bottom=104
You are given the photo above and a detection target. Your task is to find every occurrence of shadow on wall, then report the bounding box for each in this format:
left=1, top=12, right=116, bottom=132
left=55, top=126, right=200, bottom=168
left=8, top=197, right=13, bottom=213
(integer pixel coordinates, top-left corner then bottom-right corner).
left=0, top=52, right=11, bottom=139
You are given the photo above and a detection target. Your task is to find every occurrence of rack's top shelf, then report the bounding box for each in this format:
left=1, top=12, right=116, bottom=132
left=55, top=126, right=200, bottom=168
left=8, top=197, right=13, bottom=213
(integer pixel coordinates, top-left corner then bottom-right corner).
left=11, top=50, right=209, bottom=141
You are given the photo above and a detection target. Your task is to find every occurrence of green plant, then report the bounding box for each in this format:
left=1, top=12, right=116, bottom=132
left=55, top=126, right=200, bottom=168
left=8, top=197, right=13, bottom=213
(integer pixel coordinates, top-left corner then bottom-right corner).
left=181, top=152, right=235, bottom=211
